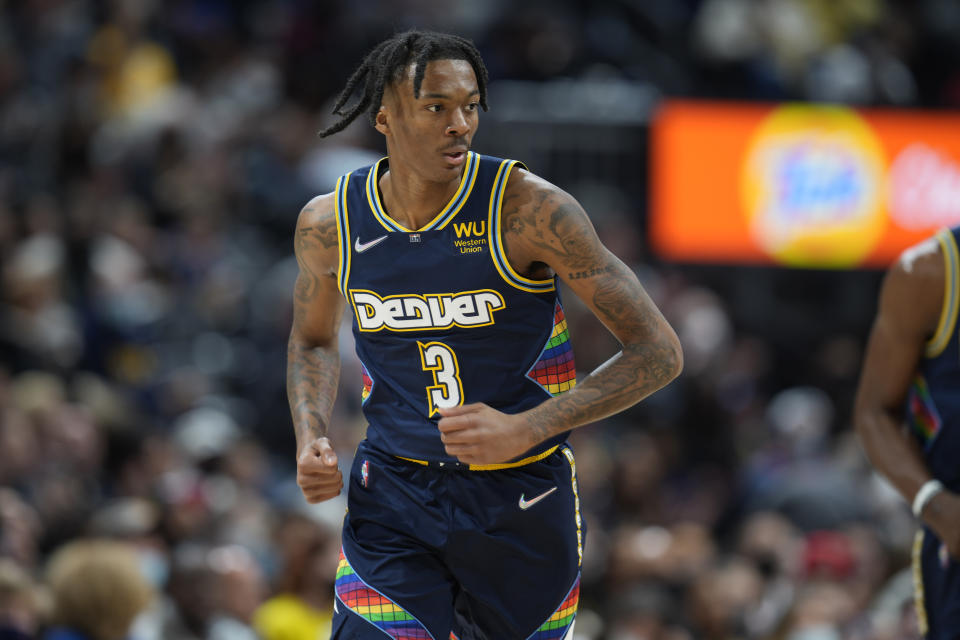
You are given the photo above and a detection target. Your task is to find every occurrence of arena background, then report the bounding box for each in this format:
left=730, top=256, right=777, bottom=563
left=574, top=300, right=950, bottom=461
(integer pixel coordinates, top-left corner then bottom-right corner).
left=1, top=1, right=959, bottom=639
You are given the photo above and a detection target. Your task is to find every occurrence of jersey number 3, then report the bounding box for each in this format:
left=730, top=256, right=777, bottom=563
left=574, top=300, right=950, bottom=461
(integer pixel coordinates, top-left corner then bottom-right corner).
left=418, top=341, right=464, bottom=417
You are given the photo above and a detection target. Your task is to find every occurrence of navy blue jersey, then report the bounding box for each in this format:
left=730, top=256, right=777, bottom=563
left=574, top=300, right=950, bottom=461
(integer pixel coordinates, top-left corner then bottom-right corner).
left=332, top=152, right=577, bottom=464
left=906, top=226, right=960, bottom=493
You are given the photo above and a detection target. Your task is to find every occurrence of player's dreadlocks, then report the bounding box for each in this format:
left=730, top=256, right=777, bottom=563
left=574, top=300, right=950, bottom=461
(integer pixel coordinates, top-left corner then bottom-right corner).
left=319, top=30, right=489, bottom=138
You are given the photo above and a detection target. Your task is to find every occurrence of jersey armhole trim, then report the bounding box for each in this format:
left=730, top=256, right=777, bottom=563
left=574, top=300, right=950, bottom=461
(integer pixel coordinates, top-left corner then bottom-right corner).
left=335, top=173, right=352, bottom=295
left=488, top=160, right=556, bottom=293
left=924, top=228, right=958, bottom=358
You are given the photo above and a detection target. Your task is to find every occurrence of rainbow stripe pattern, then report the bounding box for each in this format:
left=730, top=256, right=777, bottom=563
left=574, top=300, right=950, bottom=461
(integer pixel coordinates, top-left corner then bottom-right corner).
left=908, top=375, right=942, bottom=447
left=335, top=549, right=430, bottom=639
left=528, top=575, right=579, bottom=639
left=360, top=363, right=373, bottom=404
left=527, top=302, right=576, bottom=396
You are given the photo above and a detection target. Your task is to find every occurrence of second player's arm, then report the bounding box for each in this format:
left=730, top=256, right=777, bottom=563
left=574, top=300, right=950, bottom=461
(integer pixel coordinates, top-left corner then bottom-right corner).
left=438, top=171, right=682, bottom=461
left=287, top=194, right=346, bottom=503
left=853, top=240, right=960, bottom=556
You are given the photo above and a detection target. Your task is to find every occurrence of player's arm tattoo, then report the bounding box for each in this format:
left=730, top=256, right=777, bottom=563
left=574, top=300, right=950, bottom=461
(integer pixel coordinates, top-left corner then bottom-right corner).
left=504, top=181, right=682, bottom=442
left=525, top=264, right=681, bottom=442
left=567, top=265, right=616, bottom=280
left=502, top=188, right=596, bottom=272
left=287, top=204, right=342, bottom=448
left=296, top=211, right=339, bottom=250
left=287, top=341, right=340, bottom=445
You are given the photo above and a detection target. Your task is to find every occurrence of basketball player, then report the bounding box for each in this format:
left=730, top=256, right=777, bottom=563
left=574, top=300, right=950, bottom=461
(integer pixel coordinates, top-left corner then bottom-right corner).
left=855, top=227, right=960, bottom=639
left=287, top=30, right=683, bottom=639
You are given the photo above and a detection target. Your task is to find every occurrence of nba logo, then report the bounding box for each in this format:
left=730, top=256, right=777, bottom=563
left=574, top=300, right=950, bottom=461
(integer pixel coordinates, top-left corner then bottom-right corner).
left=409, top=233, right=421, bottom=243
left=361, top=460, right=369, bottom=488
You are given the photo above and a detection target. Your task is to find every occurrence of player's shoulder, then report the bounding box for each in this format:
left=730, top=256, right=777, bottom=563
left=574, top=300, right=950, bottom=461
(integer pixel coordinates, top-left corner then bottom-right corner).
left=296, top=192, right=337, bottom=231
left=881, top=232, right=948, bottom=323
left=501, top=166, right=587, bottom=227
left=293, top=192, right=341, bottom=263
left=503, top=166, right=571, bottom=201
left=891, top=232, right=947, bottom=284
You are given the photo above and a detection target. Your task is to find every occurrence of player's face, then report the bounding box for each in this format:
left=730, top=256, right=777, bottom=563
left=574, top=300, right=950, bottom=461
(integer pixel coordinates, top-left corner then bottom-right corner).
left=377, top=59, right=480, bottom=181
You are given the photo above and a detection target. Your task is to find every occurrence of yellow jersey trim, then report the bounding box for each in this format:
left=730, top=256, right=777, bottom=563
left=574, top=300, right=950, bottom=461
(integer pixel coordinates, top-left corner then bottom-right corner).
left=488, top=160, right=556, bottom=293
left=561, top=445, right=583, bottom=566
left=433, top=151, right=480, bottom=230
left=925, top=229, right=959, bottom=358
left=365, top=158, right=400, bottom=232
left=334, top=173, right=352, bottom=295
left=365, top=152, right=479, bottom=233
left=912, top=529, right=929, bottom=636
left=396, top=444, right=559, bottom=471
left=394, top=456, right=429, bottom=466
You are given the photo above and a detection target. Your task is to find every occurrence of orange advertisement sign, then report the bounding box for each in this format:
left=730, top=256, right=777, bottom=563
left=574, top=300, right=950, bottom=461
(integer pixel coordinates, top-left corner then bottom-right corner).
left=650, top=101, right=960, bottom=268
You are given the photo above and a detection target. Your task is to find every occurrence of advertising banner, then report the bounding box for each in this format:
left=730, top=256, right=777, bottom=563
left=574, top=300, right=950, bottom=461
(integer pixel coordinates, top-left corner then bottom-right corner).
left=650, top=101, right=960, bottom=268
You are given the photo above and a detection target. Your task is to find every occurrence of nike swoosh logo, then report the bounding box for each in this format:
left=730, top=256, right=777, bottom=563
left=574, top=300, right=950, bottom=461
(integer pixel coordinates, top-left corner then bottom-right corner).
left=518, top=486, right=557, bottom=510
left=355, top=235, right=388, bottom=253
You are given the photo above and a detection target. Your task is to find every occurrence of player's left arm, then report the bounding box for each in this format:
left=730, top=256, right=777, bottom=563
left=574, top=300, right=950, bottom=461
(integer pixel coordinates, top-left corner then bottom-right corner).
left=438, top=170, right=682, bottom=463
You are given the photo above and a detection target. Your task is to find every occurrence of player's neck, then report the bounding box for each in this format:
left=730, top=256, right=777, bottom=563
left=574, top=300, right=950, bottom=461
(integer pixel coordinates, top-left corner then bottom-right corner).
left=378, top=163, right=463, bottom=231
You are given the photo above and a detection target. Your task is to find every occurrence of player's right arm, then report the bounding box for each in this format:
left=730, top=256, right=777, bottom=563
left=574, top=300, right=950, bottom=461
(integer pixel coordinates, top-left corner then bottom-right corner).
left=287, top=193, right=346, bottom=504
left=854, top=237, right=960, bottom=557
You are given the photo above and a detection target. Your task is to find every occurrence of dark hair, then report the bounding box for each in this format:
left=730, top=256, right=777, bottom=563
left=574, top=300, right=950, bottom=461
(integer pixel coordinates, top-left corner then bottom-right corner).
left=319, top=30, right=489, bottom=138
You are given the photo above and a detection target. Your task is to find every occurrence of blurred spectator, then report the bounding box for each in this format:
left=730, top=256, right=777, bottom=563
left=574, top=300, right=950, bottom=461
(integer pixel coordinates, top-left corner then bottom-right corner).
left=606, top=583, right=692, bottom=640
left=43, top=539, right=153, bottom=640
left=0, top=491, right=43, bottom=572
left=0, top=235, right=81, bottom=369
left=142, top=543, right=214, bottom=640
left=253, top=512, right=338, bottom=640
left=0, top=559, right=48, bottom=640
left=686, top=558, right=763, bottom=639
left=206, top=545, right=265, bottom=640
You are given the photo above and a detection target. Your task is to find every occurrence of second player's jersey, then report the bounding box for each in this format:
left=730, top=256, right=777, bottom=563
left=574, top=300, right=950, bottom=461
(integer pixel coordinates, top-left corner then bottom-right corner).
left=332, top=152, right=577, bottom=464
left=906, top=226, right=960, bottom=492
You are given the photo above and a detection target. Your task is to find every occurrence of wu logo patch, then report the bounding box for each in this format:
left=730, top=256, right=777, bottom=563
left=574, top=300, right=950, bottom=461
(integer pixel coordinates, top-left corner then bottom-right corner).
left=452, top=221, right=486, bottom=238
left=452, top=221, right=487, bottom=254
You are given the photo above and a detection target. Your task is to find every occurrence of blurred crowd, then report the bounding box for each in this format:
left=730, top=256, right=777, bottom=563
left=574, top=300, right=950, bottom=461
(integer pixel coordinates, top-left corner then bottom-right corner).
left=1, top=1, right=959, bottom=639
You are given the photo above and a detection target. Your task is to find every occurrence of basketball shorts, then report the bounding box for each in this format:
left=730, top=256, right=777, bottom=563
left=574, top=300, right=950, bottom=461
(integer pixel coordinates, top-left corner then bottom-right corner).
left=914, top=528, right=960, bottom=639
left=331, top=439, right=584, bottom=639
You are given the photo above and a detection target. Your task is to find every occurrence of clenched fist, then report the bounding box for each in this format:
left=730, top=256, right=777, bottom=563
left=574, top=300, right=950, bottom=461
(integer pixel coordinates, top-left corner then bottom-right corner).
left=297, top=437, right=343, bottom=503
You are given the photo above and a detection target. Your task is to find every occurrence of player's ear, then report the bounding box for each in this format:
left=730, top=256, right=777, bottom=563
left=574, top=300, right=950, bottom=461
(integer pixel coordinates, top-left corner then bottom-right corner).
left=374, top=106, right=389, bottom=135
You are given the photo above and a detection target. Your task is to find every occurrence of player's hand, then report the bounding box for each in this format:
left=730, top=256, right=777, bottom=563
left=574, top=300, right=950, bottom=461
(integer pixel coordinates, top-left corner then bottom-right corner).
left=437, top=403, right=536, bottom=465
left=296, top=437, right=343, bottom=504
left=923, top=489, right=960, bottom=559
